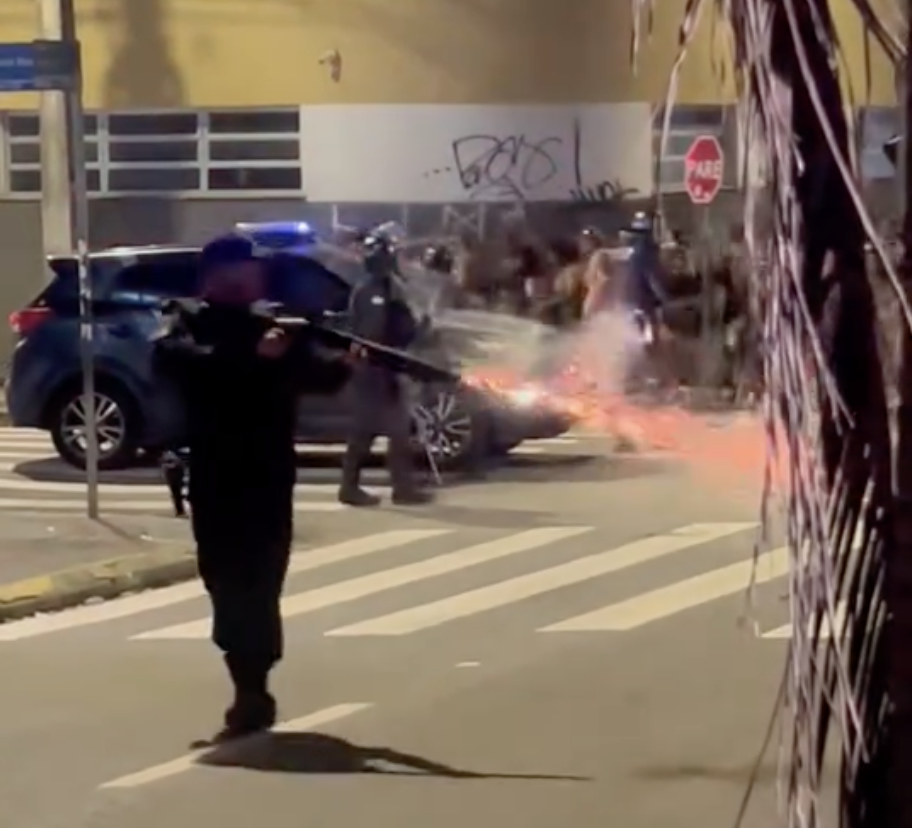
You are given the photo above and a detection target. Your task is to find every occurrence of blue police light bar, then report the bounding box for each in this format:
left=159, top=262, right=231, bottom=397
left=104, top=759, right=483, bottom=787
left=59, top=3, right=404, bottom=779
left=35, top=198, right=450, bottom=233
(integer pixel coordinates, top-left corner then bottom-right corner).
left=234, top=221, right=318, bottom=249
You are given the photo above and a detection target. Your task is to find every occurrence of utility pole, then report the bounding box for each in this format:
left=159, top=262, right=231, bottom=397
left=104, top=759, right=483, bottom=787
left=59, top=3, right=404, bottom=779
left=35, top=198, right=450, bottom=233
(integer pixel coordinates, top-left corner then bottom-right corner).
left=35, top=0, right=98, bottom=518
left=37, top=0, right=75, bottom=258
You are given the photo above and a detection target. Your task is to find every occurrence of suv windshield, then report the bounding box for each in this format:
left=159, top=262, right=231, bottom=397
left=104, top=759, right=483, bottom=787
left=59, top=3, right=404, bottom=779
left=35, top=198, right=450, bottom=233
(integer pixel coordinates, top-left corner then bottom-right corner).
left=43, top=246, right=359, bottom=317
left=45, top=250, right=200, bottom=305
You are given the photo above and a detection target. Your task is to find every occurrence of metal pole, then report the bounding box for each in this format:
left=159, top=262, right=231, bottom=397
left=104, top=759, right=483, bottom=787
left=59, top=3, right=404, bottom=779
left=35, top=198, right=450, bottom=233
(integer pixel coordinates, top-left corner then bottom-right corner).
left=68, top=71, right=98, bottom=519
left=37, top=0, right=74, bottom=260
left=700, top=206, right=715, bottom=387
left=48, top=0, right=97, bottom=518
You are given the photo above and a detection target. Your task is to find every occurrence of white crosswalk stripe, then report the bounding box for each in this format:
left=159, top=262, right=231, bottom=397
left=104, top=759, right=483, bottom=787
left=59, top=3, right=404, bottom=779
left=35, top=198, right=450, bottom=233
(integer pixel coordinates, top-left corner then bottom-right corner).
left=326, top=523, right=750, bottom=637
left=0, top=519, right=819, bottom=644
left=0, top=427, right=591, bottom=512
left=541, top=545, right=789, bottom=632
left=0, top=529, right=449, bottom=641
left=762, top=600, right=847, bottom=640
left=134, top=526, right=593, bottom=640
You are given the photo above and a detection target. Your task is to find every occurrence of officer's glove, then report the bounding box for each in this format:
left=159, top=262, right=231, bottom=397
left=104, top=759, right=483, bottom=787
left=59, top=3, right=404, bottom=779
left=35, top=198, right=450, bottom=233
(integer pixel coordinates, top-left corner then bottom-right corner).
left=257, top=327, right=291, bottom=359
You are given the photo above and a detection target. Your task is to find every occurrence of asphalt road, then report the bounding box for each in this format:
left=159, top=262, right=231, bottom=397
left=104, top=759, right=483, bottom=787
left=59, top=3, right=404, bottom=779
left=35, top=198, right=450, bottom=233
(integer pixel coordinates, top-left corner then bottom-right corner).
left=0, top=429, right=836, bottom=828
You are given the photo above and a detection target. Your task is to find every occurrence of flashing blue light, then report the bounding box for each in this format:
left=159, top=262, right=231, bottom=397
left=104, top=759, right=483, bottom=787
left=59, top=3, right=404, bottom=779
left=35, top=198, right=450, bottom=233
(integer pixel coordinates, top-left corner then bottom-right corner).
left=234, top=220, right=318, bottom=250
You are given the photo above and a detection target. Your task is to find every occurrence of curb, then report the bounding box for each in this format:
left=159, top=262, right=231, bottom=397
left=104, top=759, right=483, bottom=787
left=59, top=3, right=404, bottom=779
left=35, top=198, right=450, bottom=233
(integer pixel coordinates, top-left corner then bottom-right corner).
left=0, top=544, right=197, bottom=623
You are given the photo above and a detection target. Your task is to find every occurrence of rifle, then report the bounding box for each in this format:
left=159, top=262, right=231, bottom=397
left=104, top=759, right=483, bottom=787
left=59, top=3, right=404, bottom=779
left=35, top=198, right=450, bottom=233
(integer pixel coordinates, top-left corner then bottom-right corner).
left=158, top=298, right=461, bottom=386
left=154, top=300, right=461, bottom=514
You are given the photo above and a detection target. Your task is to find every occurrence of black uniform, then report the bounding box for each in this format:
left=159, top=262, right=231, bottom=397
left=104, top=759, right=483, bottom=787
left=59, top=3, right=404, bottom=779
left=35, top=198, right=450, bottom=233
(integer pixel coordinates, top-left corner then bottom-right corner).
left=339, top=236, right=430, bottom=506
left=154, top=295, right=348, bottom=734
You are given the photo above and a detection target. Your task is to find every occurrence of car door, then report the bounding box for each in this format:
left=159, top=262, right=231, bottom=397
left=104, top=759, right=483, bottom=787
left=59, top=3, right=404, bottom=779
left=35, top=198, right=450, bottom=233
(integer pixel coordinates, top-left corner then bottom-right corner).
left=268, top=253, right=354, bottom=441
left=105, top=252, right=201, bottom=444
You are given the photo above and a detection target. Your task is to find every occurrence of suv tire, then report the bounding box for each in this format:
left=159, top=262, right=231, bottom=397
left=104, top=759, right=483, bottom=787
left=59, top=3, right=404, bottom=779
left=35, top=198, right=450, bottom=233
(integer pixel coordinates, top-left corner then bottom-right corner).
left=409, top=383, right=489, bottom=472
left=48, top=379, right=142, bottom=470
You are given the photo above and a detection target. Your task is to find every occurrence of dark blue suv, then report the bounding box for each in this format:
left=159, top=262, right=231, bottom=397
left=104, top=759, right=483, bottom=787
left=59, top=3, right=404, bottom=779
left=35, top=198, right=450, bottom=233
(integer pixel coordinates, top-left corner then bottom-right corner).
left=5, top=226, right=571, bottom=470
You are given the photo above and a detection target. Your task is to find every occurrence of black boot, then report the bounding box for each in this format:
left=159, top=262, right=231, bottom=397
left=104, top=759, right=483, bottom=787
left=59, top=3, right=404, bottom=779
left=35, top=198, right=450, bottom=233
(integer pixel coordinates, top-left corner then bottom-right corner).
left=388, top=437, right=432, bottom=505
left=222, top=691, right=276, bottom=738
left=338, top=487, right=381, bottom=507
left=340, top=440, right=380, bottom=506
left=219, top=656, right=277, bottom=740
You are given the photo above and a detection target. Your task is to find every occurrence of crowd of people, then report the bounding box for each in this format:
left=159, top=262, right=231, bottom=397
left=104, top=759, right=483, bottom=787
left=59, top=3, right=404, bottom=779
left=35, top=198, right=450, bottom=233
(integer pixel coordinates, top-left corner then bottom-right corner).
left=409, top=214, right=759, bottom=399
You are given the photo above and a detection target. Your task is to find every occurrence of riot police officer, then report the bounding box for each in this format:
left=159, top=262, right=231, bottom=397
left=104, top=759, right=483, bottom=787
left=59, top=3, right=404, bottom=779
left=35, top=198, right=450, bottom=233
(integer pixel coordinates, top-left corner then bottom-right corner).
left=339, top=232, right=433, bottom=507
left=624, top=212, right=667, bottom=323
left=421, top=244, right=454, bottom=275
left=154, top=233, right=349, bottom=739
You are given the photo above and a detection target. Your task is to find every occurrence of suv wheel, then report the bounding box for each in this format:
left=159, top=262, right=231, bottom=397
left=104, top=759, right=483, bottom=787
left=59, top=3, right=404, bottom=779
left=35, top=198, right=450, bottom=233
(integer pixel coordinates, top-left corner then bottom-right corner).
left=409, top=384, right=488, bottom=471
left=49, top=382, right=141, bottom=470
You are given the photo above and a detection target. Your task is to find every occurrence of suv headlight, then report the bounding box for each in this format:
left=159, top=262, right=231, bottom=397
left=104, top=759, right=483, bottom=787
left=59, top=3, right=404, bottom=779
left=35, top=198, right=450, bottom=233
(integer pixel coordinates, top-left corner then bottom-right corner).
left=502, top=384, right=545, bottom=408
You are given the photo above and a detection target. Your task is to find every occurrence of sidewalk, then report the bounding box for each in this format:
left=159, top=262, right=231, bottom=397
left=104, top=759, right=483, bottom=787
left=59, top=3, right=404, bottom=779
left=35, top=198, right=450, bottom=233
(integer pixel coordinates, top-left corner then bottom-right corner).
left=0, top=512, right=195, bottom=623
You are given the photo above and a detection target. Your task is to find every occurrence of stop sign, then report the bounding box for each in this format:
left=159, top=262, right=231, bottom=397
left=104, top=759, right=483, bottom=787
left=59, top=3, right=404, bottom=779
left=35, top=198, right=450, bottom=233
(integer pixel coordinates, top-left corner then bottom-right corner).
left=684, top=135, right=724, bottom=204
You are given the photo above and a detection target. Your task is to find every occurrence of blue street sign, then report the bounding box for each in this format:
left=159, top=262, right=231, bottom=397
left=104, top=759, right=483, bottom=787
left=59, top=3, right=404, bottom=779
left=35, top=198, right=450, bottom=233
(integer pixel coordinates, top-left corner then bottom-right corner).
left=0, top=41, right=79, bottom=93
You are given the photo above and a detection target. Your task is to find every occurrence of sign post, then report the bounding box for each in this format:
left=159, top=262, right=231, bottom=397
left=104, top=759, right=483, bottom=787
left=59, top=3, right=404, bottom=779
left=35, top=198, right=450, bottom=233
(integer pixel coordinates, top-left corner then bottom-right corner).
left=683, top=134, right=725, bottom=389
left=0, top=41, right=98, bottom=519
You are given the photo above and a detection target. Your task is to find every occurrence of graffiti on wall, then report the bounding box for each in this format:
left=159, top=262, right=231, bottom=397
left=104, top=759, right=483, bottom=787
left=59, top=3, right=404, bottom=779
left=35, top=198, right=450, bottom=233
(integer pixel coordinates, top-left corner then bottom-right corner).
left=447, top=134, right=562, bottom=199
left=427, top=117, right=639, bottom=203
left=298, top=103, right=652, bottom=202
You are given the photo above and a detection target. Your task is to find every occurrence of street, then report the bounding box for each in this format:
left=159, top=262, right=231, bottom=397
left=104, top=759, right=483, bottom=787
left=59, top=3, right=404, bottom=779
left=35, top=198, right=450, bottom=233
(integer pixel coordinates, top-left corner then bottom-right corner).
left=0, top=425, right=832, bottom=828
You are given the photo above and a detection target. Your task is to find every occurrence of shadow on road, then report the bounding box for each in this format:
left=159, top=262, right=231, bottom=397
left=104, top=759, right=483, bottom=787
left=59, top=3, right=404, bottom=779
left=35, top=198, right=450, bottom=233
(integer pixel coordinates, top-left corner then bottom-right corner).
left=195, top=731, right=590, bottom=781
left=10, top=450, right=664, bottom=488
left=390, top=504, right=584, bottom=530
left=631, top=761, right=778, bottom=784
left=464, top=453, right=675, bottom=485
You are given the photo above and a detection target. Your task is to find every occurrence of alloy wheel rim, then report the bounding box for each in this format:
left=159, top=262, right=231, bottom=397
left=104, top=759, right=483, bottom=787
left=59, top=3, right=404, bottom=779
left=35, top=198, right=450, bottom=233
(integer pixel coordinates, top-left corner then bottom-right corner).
left=59, top=393, right=125, bottom=458
left=411, top=390, right=473, bottom=459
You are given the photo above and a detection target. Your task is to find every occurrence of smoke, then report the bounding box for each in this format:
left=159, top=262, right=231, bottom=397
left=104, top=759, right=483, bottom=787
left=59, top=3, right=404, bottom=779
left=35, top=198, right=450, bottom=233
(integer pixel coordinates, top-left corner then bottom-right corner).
left=401, top=265, right=766, bottom=495
left=446, top=304, right=768, bottom=495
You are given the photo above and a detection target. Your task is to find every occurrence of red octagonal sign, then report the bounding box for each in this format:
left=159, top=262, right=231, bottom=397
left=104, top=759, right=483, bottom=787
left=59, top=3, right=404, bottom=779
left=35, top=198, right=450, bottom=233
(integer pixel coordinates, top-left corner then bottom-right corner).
left=684, top=135, right=724, bottom=205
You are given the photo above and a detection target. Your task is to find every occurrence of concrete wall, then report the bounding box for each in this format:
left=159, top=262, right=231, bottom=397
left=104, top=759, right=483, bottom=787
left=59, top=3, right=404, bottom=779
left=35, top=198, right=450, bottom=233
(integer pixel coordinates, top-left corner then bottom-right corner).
left=0, top=0, right=898, bottom=110
left=0, top=0, right=901, bottom=370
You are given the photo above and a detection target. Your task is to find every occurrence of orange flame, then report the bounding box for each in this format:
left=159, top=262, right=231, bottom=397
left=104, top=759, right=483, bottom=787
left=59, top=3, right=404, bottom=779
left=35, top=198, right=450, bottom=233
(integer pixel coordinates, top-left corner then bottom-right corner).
left=464, top=358, right=769, bottom=496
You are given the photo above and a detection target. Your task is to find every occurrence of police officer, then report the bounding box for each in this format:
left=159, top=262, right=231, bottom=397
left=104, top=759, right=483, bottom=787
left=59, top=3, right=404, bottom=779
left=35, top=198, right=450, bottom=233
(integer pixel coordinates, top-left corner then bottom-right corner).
left=154, top=234, right=349, bottom=739
left=421, top=244, right=454, bottom=275
left=624, top=212, right=667, bottom=325
left=339, top=232, right=432, bottom=507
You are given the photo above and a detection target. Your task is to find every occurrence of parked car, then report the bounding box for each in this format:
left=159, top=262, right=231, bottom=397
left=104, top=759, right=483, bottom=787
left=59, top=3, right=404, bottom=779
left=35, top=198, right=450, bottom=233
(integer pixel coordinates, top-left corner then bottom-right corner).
left=5, top=225, right=572, bottom=471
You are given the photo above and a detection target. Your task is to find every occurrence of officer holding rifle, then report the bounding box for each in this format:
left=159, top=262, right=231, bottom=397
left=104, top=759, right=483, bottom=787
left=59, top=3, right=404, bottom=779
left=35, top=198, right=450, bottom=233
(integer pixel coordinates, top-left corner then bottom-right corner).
left=153, top=233, right=351, bottom=740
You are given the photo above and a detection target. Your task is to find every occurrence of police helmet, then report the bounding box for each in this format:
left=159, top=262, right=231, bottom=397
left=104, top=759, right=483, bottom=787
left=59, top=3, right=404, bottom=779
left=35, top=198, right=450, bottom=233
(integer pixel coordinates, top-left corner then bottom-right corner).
left=361, top=231, right=399, bottom=277
left=421, top=244, right=454, bottom=274
left=629, top=211, right=653, bottom=233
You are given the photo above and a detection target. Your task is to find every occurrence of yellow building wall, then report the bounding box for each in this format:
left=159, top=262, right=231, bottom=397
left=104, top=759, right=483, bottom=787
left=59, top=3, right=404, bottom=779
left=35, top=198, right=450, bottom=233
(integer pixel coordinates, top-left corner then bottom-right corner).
left=0, top=0, right=899, bottom=111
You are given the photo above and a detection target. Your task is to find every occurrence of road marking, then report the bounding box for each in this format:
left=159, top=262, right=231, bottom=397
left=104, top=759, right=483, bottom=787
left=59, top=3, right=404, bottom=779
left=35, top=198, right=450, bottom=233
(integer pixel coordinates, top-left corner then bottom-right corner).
left=0, top=474, right=393, bottom=495
left=530, top=437, right=577, bottom=445
left=762, top=600, right=847, bottom=639
left=0, top=451, right=50, bottom=460
left=135, top=526, right=592, bottom=640
left=0, top=433, right=52, bottom=444
left=0, top=445, right=558, bottom=481
left=541, top=544, right=787, bottom=632
left=326, top=522, right=755, bottom=636
left=98, top=702, right=371, bottom=789
left=0, top=530, right=449, bottom=641
left=0, top=498, right=346, bottom=512
left=0, top=443, right=55, bottom=453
